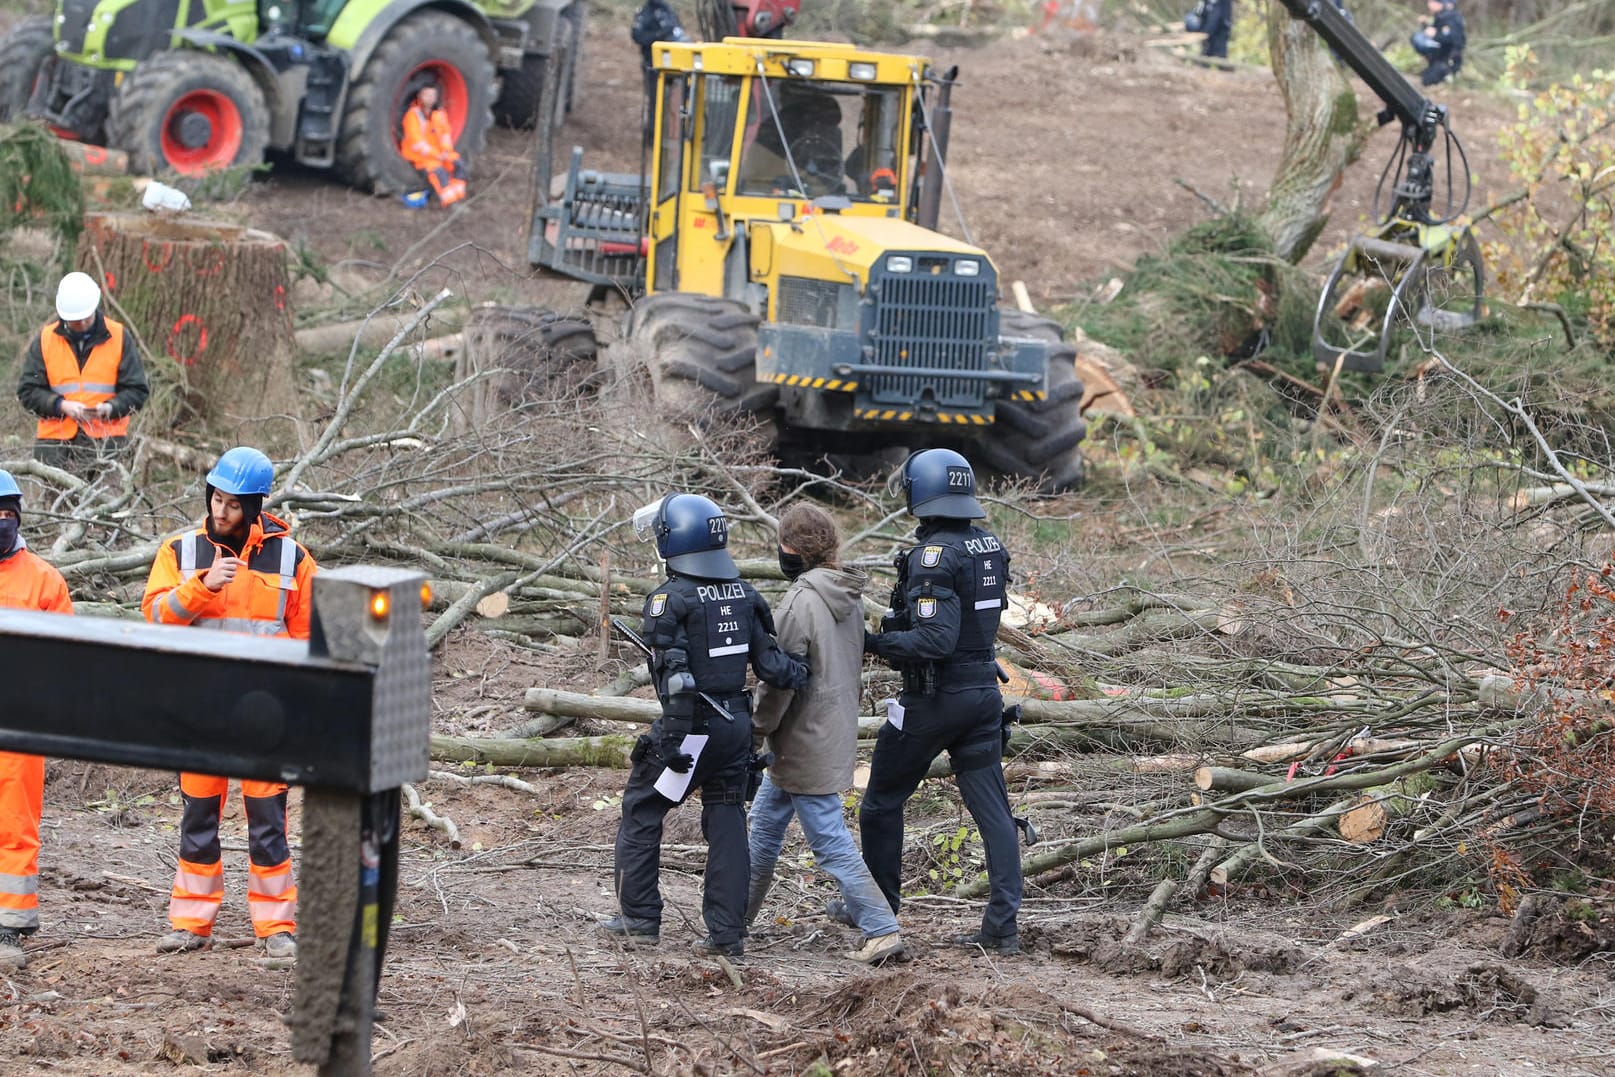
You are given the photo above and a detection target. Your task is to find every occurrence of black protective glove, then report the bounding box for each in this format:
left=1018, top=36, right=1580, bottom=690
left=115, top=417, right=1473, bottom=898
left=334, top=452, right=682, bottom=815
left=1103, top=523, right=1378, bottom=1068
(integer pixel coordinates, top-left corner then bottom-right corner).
left=658, top=734, right=694, bottom=773
left=786, top=652, right=812, bottom=692
left=863, top=629, right=882, bottom=655
left=745, top=751, right=774, bottom=802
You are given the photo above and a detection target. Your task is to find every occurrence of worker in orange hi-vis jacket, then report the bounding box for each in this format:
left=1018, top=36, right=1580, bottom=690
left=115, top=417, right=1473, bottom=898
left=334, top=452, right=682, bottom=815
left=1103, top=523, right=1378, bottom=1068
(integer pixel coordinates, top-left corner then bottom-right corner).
left=0, top=470, right=73, bottom=970
left=400, top=84, right=468, bottom=207
left=141, top=447, right=317, bottom=962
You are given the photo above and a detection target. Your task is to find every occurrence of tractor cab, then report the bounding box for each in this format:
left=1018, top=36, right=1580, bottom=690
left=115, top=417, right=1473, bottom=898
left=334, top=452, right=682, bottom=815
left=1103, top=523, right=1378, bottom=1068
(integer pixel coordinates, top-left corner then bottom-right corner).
left=529, top=38, right=929, bottom=296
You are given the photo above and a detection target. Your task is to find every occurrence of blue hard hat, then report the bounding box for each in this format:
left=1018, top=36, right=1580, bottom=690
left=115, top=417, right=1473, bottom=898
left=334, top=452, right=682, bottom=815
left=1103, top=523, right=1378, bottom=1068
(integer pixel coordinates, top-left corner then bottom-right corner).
left=655, top=493, right=738, bottom=579
left=207, top=447, right=274, bottom=496
left=903, top=448, right=985, bottom=519
left=0, top=470, right=20, bottom=501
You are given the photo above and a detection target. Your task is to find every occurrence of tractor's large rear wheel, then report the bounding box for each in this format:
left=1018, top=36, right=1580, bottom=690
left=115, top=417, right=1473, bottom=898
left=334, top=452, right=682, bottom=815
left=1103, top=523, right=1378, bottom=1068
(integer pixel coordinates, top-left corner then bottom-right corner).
left=624, top=293, right=780, bottom=443
left=494, top=1, right=582, bottom=129
left=0, top=16, right=54, bottom=122
left=984, top=309, right=1086, bottom=492
left=106, top=50, right=269, bottom=175
left=335, top=12, right=496, bottom=194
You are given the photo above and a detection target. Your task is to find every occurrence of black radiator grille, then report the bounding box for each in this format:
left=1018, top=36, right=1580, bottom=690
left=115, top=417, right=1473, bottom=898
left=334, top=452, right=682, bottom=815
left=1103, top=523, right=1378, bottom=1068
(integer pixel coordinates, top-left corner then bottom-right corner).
left=867, top=269, right=995, bottom=407
left=57, top=0, right=99, bottom=53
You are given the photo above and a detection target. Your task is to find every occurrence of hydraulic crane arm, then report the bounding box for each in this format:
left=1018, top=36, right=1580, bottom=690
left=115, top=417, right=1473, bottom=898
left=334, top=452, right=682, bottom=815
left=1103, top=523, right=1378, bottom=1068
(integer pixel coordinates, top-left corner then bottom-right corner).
left=1272, top=0, right=1468, bottom=226
left=1273, top=0, right=1433, bottom=139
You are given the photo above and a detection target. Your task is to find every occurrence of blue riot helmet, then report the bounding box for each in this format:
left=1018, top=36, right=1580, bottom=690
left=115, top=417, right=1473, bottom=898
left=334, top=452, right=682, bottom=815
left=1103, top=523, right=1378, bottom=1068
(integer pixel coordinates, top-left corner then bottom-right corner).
left=902, top=448, right=985, bottom=519
left=206, top=447, right=274, bottom=496
left=637, top=493, right=739, bottom=579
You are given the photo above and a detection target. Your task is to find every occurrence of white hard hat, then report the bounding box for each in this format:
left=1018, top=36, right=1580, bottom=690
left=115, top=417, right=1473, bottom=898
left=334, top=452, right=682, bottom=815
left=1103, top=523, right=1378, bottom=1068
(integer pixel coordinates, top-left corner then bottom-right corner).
left=56, top=272, right=101, bottom=322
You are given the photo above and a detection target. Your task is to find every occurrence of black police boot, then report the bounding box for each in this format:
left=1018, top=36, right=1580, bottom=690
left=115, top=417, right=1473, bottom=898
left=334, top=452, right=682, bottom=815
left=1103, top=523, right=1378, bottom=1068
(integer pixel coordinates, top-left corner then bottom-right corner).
left=692, top=936, right=743, bottom=958
left=600, top=915, right=660, bottom=944
left=950, top=930, right=1019, bottom=956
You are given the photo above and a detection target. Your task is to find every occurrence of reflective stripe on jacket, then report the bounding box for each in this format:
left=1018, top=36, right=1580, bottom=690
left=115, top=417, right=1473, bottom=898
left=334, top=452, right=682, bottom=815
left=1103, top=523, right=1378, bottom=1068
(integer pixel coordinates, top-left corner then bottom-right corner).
left=401, top=105, right=458, bottom=171
left=141, top=512, right=316, bottom=639
left=34, top=318, right=132, bottom=441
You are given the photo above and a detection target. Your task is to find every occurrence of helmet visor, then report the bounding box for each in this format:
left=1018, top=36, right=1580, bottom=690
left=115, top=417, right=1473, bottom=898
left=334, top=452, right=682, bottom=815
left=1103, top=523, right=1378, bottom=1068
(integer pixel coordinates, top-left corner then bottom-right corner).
left=632, top=497, right=667, bottom=543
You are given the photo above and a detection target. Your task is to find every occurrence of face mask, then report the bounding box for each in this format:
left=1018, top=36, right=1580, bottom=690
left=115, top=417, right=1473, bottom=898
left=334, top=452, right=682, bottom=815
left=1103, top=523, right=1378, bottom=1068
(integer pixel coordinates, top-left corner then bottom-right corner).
left=0, top=518, right=18, bottom=554
left=778, top=548, right=808, bottom=580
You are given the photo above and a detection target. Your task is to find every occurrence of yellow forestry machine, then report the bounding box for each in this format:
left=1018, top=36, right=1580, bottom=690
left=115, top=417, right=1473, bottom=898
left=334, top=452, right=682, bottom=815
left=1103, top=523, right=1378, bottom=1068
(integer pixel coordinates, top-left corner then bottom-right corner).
left=524, top=0, right=1086, bottom=491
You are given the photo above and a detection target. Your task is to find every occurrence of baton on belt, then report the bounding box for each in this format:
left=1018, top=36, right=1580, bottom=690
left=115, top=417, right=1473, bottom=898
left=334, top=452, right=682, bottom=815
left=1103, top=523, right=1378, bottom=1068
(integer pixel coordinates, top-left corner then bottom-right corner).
left=610, top=617, right=736, bottom=723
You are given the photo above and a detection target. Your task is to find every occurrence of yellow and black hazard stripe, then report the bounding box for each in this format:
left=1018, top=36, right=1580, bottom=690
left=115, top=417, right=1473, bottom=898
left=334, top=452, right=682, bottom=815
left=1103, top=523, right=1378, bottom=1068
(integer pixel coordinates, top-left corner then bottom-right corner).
left=1011, top=389, right=1047, bottom=401
left=851, top=408, right=995, bottom=425
left=769, top=373, right=858, bottom=391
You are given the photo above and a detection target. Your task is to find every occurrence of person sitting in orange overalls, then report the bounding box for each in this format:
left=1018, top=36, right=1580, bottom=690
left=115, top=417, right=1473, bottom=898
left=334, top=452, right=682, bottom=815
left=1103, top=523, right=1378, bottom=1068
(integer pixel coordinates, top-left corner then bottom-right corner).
left=400, top=84, right=467, bottom=207
left=142, top=447, right=317, bottom=961
left=0, top=470, right=73, bottom=970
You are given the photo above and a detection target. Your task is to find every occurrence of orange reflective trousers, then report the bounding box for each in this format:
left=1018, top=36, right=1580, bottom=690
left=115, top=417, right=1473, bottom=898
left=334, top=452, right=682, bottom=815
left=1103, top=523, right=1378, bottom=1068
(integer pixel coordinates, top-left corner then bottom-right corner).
left=0, top=545, right=72, bottom=933
left=169, top=774, right=297, bottom=938
left=0, top=754, right=43, bottom=933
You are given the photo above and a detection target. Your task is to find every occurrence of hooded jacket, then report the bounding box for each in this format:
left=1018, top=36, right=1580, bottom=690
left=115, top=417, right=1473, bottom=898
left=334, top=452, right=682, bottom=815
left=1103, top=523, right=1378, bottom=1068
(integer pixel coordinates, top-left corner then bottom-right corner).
left=752, top=564, right=868, bottom=795
left=141, top=511, right=316, bottom=639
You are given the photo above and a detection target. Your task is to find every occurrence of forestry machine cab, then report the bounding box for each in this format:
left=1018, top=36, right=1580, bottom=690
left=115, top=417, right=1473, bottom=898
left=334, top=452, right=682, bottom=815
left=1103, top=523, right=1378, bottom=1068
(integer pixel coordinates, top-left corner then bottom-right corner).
left=1276, top=0, right=1483, bottom=372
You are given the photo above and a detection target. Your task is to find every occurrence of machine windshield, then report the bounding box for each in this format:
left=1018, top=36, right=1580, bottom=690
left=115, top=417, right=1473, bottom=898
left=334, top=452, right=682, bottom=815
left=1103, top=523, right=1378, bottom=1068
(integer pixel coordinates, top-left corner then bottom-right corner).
left=736, top=78, right=903, bottom=202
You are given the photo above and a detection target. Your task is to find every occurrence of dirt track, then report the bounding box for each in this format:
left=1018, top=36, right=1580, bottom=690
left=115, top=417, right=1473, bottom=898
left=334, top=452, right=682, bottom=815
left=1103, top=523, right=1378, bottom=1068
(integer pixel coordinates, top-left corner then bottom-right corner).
left=3, top=10, right=1610, bottom=1077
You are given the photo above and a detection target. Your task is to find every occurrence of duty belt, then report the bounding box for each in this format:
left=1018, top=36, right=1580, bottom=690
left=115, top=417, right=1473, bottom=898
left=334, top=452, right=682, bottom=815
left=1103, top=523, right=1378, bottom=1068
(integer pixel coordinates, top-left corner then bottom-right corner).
left=938, top=661, right=999, bottom=688
left=667, top=693, right=750, bottom=732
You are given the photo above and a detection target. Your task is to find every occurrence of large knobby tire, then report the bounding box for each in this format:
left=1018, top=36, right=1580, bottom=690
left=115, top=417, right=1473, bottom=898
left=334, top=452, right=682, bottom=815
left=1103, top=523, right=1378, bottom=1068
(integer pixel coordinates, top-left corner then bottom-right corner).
left=0, top=16, right=53, bottom=123
left=335, top=12, right=496, bottom=194
left=495, top=2, right=582, bottom=129
left=106, top=50, right=270, bottom=175
left=625, top=293, right=780, bottom=440
left=493, top=52, right=547, bottom=129
left=463, top=304, right=599, bottom=414
left=982, top=309, right=1087, bottom=493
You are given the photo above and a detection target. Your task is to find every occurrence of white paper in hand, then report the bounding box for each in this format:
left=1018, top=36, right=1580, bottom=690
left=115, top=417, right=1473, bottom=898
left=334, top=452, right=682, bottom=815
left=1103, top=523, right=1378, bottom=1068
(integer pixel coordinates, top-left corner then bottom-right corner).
left=652, top=733, right=709, bottom=801
left=882, top=698, right=905, bottom=731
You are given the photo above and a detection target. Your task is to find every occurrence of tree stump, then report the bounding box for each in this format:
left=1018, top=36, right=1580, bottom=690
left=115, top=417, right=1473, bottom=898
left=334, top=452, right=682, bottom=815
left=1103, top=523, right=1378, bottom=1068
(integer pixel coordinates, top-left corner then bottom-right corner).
left=77, top=211, right=300, bottom=447
left=453, top=304, right=597, bottom=433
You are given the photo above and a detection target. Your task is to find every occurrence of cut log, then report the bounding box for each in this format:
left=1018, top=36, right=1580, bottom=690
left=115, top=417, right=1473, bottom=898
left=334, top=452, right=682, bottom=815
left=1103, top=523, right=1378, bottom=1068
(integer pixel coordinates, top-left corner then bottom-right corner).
left=523, top=687, right=658, bottom=725
left=57, top=140, right=130, bottom=176
left=293, top=309, right=467, bottom=357
left=1193, top=766, right=1285, bottom=792
left=1241, top=736, right=1419, bottom=765
left=1338, top=774, right=1436, bottom=844
left=1132, top=754, right=1203, bottom=774
left=78, top=212, right=299, bottom=446
left=430, top=733, right=639, bottom=768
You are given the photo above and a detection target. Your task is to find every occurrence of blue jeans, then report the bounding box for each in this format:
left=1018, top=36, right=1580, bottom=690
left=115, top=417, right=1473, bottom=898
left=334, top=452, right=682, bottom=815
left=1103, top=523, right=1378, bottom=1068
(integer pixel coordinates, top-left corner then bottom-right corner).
left=747, top=775, right=900, bottom=938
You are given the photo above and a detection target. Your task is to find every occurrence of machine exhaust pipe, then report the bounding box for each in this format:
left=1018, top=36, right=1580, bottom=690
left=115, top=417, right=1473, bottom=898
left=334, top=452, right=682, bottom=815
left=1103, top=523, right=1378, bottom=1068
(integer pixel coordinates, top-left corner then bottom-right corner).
left=916, top=65, right=957, bottom=233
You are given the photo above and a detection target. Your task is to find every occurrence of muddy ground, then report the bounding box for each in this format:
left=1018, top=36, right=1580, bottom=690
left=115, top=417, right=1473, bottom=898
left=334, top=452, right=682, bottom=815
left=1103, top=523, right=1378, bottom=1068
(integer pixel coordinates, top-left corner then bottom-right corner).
left=1, top=8, right=1610, bottom=1077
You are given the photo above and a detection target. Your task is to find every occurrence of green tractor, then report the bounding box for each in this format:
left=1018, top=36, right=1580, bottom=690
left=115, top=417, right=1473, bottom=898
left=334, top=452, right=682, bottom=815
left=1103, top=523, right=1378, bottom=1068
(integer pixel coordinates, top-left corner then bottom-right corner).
left=0, top=0, right=585, bottom=188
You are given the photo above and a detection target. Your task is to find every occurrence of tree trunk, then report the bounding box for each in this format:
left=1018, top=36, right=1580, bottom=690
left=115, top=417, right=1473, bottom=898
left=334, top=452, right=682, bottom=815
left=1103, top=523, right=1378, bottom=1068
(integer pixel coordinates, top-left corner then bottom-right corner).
left=1256, top=5, right=1369, bottom=263
left=78, top=212, right=300, bottom=447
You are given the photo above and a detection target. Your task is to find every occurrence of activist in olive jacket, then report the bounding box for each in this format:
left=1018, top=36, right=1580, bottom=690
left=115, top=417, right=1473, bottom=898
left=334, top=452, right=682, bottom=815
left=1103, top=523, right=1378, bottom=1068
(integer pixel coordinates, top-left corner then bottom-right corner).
left=752, top=563, right=868, bottom=795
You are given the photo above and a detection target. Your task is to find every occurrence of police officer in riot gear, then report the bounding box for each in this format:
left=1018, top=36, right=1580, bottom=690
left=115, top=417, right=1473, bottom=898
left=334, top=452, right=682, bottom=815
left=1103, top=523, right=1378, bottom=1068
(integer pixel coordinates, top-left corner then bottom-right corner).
left=862, top=449, right=1023, bottom=955
left=605, top=493, right=809, bottom=957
